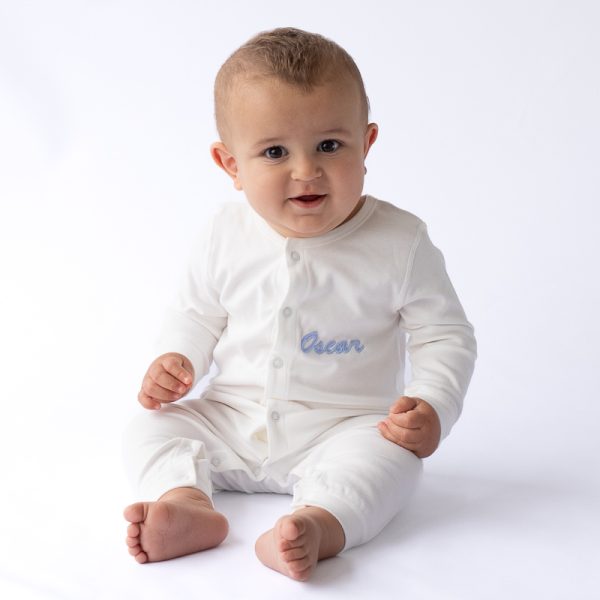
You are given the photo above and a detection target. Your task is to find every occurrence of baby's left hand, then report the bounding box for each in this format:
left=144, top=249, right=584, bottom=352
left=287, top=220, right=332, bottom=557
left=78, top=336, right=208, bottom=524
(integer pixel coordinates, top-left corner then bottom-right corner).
left=378, top=396, right=441, bottom=458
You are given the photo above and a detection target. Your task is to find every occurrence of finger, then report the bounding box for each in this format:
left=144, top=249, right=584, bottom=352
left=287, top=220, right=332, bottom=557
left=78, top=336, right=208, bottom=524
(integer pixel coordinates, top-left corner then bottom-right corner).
left=148, top=366, right=189, bottom=395
left=142, top=374, right=184, bottom=401
left=162, top=357, right=193, bottom=386
left=378, top=421, right=419, bottom=451
left=138, top=390, right=161, bottom=410
left=390, top=396, right=419, bottom=414
left=387, top=409, right=426, bottom=429
left=381, top=418, right=423, bottom=445
left=377, top=421, right=396, bottom=443
left=142, top=380, right=183, bottom=402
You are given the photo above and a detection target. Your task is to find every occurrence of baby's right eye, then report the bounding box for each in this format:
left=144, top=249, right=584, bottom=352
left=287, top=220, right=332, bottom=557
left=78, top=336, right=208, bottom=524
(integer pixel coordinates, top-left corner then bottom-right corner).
left=264, top=146, right=287, bottom=159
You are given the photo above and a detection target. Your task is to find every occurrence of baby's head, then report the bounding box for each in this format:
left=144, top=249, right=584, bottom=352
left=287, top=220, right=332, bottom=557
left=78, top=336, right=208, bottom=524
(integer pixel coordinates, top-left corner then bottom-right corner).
left=214, top=27, right=370, bottom=143
left=211, top=27, right=378, bottom=238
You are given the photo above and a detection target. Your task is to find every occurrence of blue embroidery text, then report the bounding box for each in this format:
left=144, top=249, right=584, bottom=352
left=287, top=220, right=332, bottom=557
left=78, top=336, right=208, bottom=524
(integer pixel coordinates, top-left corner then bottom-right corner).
left=300, top=331, right=364, bottom=355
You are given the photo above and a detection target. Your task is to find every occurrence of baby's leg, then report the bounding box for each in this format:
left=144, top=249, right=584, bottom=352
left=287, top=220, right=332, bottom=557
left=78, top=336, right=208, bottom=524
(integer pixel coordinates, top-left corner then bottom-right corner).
left=124, top=486, right=228, bottom=563
left=255, top=424, right=422, bottom=580
left=122, top=404, right=231, bottom=563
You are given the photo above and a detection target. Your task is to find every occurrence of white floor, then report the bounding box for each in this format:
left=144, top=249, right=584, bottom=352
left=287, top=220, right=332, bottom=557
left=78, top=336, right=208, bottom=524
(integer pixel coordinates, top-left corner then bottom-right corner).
left=1, top=414, right=597, bottom=600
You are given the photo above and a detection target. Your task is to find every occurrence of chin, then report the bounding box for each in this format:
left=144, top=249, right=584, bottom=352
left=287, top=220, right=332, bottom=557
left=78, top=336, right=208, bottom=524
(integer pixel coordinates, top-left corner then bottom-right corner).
left=292, top=223, right=336, bottom=238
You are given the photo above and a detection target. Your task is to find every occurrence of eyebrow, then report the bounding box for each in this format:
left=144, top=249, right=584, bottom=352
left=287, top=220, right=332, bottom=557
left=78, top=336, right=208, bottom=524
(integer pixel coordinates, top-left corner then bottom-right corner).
left=251, top=128, right=354, bottom=149
left=320, top=128, right=353, bottom=138
left=252, top=137, right=281, bottom=149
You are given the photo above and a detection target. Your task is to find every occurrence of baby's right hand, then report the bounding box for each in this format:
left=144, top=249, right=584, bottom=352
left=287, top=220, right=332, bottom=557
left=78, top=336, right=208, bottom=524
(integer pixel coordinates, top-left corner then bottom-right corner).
left=138, top=353, right=194, bottom=410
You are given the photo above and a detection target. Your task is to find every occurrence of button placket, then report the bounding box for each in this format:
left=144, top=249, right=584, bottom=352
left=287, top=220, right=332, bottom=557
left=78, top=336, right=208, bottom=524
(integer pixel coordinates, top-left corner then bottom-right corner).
left=264, top=241, right=305, bottom=458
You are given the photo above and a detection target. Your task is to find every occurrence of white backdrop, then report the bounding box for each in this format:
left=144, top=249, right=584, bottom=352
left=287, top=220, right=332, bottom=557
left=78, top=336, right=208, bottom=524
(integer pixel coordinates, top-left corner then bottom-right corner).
left=1, top=1, right=599, bottom=599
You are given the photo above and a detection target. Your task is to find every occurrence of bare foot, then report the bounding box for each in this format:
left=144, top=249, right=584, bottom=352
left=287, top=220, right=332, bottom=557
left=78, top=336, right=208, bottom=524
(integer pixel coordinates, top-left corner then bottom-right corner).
left=254, top=506, right=345, bottom=581
left=124, top=487, right=229, bottom=563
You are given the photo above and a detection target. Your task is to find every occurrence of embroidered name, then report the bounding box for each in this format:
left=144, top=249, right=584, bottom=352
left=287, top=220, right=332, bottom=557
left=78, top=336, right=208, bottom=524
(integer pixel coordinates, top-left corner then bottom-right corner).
left=300, top=331, right=364, bottom=355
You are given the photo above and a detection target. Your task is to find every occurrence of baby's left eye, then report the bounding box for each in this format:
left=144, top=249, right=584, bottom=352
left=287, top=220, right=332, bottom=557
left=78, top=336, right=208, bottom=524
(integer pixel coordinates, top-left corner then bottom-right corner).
left=318, top=140, right=340, bottom=153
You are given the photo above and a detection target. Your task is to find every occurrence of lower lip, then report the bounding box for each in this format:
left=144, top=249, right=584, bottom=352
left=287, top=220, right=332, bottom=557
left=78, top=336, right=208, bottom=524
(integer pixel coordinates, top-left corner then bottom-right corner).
left=290, top=194, right=326, bottom=209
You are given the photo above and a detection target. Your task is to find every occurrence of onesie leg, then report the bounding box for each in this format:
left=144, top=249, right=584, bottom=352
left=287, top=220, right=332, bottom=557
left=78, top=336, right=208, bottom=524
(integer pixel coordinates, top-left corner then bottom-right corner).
left=122, top=404, right=231, bottom=562
left=123, top=403, right=221, bottom=500
left=290, top=424, right=423, bottom=552
left=255, top=424, right=421, bottom=580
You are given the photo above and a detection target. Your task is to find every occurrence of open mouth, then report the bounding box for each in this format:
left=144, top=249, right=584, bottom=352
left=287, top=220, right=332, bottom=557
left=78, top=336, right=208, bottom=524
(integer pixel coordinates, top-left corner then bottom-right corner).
left=290, top=194, right=326, bottom=207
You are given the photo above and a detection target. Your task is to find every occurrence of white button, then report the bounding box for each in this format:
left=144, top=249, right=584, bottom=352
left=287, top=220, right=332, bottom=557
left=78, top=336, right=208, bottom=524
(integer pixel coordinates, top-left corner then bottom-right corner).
left=282, top=306, right=292, bottom=317
left=271, top=411, right=280, bottom=421
left=211, top=457, right=220, bottom=467
left=290, top=251, right=301, bottom=262
left=272, top=357, right=284, bottom=368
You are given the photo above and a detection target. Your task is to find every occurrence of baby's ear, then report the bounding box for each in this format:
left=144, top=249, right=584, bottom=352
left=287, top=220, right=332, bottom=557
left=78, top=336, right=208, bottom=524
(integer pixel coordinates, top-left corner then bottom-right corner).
left=210, top=142, right=242, bottom=190
left=363, top=122, right=379, bottom=157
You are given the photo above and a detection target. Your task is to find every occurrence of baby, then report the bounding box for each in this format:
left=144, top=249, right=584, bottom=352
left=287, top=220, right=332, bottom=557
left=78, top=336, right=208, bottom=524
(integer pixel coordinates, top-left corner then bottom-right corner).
left=123, top=27, right=476, bottom=581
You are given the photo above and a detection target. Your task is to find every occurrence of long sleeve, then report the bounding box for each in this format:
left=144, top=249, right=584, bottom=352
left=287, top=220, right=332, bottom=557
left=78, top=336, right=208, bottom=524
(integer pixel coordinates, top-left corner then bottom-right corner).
left=398, top=222, right=477, bottom=440
left=155, top=218, right=228, bottom=386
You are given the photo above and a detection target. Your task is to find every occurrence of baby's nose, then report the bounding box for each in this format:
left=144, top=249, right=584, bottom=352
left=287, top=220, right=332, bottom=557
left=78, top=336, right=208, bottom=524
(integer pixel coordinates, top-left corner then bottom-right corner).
left=291, top=155, right=322, bottom=181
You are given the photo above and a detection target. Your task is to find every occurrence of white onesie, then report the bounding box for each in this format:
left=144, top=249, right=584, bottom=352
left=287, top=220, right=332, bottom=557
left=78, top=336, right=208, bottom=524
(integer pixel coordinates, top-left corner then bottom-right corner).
left=123, top=195, right=477, bottom=550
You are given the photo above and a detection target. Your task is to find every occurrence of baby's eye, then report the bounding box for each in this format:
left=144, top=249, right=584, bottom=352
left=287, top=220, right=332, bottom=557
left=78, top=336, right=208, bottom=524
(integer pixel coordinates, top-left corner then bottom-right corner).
left=318, top=139, right=340, bottom=153
left=264, top=146, right=287, bottom=159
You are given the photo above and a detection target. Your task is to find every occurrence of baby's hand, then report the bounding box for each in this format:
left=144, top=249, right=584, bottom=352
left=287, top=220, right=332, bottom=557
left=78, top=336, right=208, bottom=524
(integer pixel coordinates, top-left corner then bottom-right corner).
left=377, top=396, right=441, bottom=458
left=138, top=353, right=194, bottom=410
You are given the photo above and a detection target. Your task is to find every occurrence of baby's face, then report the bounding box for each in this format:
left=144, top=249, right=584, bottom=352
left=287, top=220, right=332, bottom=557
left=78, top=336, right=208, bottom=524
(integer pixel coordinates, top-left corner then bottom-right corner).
left=211, top=76, right=378, bottom=238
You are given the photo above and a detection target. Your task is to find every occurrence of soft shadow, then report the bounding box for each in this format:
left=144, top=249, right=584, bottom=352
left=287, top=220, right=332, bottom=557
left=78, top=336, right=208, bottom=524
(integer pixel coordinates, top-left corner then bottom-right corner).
left=372, top=470, right=585, bottom=549
left=304, top=554, right=353, bottom=585
left=203, top=473, right=589, bottom=584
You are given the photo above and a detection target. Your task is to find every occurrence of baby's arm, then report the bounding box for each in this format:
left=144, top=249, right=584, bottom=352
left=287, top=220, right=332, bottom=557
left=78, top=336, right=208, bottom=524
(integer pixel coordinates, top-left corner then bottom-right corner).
left=377, top=396, right=441, bottom=458
left=141, top=212, right=228, bottom=411
left=138, top=352, right=195, bottom=410
left=386, top=222, right=477, bottom=450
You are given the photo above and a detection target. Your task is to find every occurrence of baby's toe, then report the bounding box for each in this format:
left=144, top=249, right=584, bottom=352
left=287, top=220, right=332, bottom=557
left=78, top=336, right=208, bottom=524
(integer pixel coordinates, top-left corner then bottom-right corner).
left=127, top=523, right=140, bottom=538
left=128, top=544, right=148, bottom=563
left=124, top=502, right=146, bottom=524
left=278, top=515, right=306, bottom=543
left=288, top=560, right=313, bottom=581
left=281, top=546, right=308, bottom=563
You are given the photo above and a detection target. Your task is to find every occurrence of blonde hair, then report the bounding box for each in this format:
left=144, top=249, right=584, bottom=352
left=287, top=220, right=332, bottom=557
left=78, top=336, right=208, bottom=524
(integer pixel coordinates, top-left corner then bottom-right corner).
left=214, top=27, right=370, bottom=141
